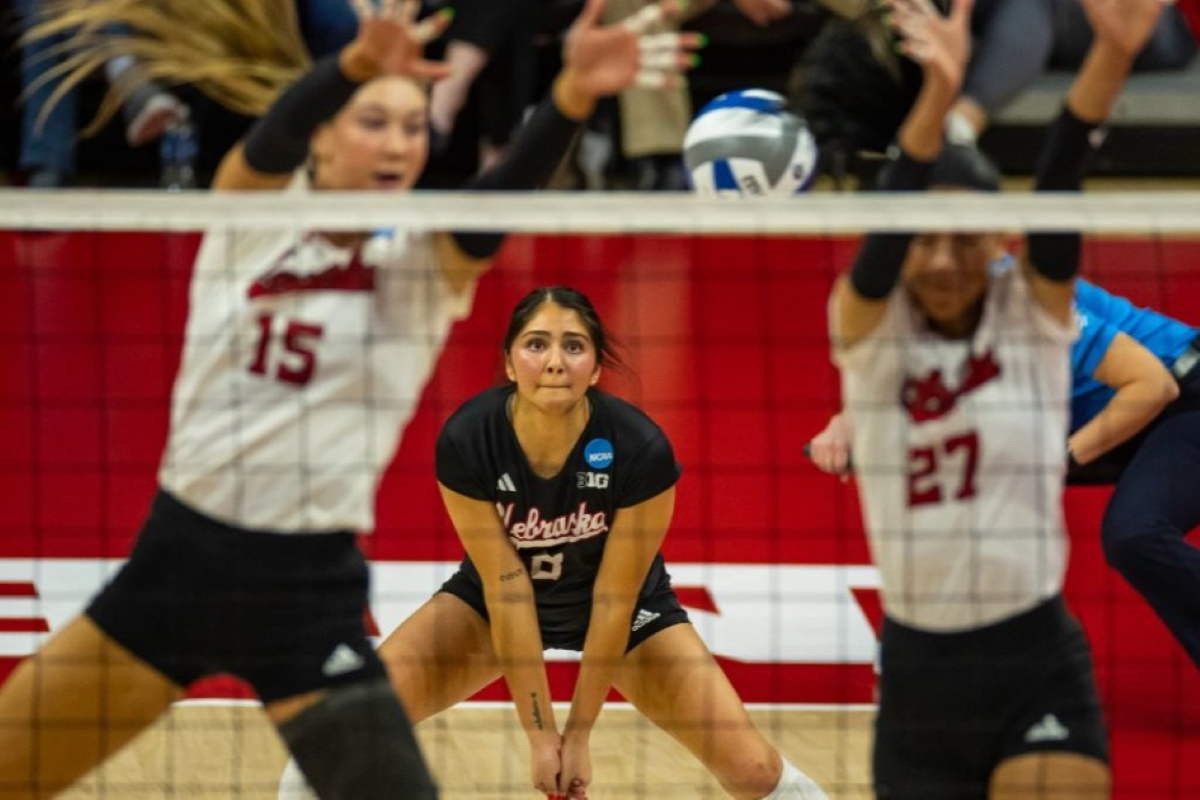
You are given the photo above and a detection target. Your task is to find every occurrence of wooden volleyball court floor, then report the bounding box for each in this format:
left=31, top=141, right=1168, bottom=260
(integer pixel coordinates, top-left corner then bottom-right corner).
left=62, top=702, right=875, bottom=799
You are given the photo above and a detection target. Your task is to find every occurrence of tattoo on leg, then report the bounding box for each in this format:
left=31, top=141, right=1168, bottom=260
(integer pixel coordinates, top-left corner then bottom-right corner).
left=531, top=692, right=545, bottom=730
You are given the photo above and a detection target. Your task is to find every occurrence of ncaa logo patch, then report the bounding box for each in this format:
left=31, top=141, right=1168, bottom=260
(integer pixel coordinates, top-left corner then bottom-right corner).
left=584, top=438, right=614, bottom=469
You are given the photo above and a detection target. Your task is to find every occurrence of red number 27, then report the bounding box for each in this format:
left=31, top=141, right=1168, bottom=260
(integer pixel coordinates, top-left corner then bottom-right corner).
left=248, top=314, right=324, bottom=386
left=907, top=431, right=980, bottom=507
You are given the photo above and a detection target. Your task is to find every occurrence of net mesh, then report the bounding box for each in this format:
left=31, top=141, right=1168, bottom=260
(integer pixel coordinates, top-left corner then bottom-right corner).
left=2, top=190, right=1199, bottom=798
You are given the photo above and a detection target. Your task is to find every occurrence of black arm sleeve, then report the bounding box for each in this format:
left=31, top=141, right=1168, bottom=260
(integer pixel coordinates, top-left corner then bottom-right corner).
left=1027, top=106, right=1105, bottom=281
left=450, top=94, right=584, bottom=260
left=848, top=149, right=936, bottom=299
left=241, top=55, right=363, bottom=175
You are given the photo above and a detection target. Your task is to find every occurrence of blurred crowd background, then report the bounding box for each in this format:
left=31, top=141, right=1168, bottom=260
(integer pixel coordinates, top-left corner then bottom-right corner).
left=0, top=0, right=1197, bottom=191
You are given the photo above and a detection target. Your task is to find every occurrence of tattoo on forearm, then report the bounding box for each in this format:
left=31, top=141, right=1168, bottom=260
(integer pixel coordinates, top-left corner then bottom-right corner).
left=531, top=693, right=545, bottom=731
left=499, top=568, right=524, bottom=582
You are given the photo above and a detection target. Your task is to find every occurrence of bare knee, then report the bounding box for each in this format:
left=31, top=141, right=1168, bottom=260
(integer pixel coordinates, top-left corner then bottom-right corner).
left=712, top=743, right=782, bottom=799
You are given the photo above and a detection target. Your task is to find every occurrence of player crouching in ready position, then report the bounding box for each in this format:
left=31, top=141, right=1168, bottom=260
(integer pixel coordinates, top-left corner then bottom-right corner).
left=279, top=287, right=829, bottom=798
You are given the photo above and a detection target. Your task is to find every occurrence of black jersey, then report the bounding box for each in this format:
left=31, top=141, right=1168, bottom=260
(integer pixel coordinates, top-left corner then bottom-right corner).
left=436, top=386, right=681, bottom=643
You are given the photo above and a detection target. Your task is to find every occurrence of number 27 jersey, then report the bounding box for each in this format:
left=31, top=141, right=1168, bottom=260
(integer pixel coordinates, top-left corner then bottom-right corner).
left=833, top=267, right=1076, bottom=632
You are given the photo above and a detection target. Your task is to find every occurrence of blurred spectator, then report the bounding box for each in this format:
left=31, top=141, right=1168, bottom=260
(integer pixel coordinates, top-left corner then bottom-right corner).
left=791, top=7, right=919, bottom=184
left=17, top=0, right=76, bottom=186
left=428, top=0, right=538, bottom=172
left=950, top=0, right=1197, bottom=141
left=295, top=0, right=538, bottom=179
left=294, top=0, right=359, bottom=58
left=104, top=55, right=189, bottom=146
left=17, top=0, right=188, bottom=187
left=793, top=0, right=1198, bottom=181
left=602, top=0, right=716, bottom=190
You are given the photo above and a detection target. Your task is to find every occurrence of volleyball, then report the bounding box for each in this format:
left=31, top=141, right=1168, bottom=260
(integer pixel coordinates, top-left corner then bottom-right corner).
left=683, top=89, right=819, bottom=198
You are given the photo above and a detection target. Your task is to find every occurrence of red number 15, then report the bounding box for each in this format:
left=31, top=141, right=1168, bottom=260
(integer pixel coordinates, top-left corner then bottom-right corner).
left=908, top=431, right=980, bottom=507
left=248, top=314, right=324, bottom=386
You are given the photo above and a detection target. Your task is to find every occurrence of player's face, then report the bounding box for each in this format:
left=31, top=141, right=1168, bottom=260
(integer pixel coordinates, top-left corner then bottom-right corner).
left=902, top=231, right=997, bottom=337
left=505, top=303, right=601, bottom=414
left=310, top=77, right=429, bottom=192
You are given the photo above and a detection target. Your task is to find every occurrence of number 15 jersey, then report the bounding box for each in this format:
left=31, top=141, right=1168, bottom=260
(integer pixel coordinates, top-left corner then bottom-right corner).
left=159, top=208, right=471, bottom=534
left=833, top=267, right=1076, bottom=632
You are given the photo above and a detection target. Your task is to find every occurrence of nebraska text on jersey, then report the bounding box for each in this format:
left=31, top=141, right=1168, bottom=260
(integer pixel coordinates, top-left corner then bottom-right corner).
left=498, top=502, right=609, bottom=548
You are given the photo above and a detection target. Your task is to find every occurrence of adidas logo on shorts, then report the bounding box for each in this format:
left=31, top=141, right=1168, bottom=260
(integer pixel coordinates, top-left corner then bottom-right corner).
left=321, top=643, right=366, bottom=677
left=631, top=609, right=661, bottom=632
left=1024, top=713, right=1070, bottom=743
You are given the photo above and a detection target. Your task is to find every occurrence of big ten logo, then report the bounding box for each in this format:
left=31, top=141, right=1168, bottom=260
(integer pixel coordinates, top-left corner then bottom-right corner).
left=577, top=471, right=609, bottom=489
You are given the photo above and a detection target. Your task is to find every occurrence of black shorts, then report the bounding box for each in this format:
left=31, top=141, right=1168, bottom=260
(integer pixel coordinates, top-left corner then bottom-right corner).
left=86, top=490, right=386, bottom=703
left=873, top=595, right=1109, bottom=800
left=437, top=569, right=690, bottom=652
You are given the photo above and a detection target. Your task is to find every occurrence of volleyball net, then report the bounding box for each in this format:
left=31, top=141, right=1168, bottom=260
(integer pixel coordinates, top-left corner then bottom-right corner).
left=2, top=190, right=1199, bottom=798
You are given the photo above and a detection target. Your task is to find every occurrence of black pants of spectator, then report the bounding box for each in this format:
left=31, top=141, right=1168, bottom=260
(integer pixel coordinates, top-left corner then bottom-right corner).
left=1098, top=364, right=1200, bottom=670
left=450, top=0, right=537, bottom=151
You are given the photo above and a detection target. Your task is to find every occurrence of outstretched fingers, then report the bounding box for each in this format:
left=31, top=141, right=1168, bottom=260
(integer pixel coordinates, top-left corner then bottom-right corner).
left=399, top=0, right=421, bottom=24
left=411, top=7, right=454, bottom=44
left=575, top=0, right=609, bottom=29
left=562, top=0, right=701, bottom=100
left=884, top=0, right=970, bottom=80
left=635, top=31, right=701, bottom=88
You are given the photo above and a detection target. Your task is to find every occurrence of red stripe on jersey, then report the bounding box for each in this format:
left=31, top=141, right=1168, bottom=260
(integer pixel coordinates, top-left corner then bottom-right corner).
left=247, top=252, right=375, bottom=298
left=0, top=583, right=38, bottom=597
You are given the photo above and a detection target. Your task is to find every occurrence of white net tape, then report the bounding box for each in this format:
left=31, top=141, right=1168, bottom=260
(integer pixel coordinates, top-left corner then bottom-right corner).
left=3, top=189, right=1200, bottom=233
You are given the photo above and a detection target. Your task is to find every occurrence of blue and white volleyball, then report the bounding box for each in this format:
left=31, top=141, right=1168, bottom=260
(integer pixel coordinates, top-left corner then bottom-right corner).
left=684, top=89, right=818, bottom=198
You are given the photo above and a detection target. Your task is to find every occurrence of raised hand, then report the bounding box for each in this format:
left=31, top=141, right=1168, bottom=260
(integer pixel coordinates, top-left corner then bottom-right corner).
left=559, top=0, right=703, bottom=104
left=1080, top=0, right=1172, bottom=60
left=343, top=0, right=453, bottom=81
left=886, top=0, right=973, bottom=93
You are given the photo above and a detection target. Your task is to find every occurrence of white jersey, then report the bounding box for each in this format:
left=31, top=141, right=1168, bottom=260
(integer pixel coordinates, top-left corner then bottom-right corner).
left=833, top=267, right=1075, bottom=632
left=159, top=184, right=472, bottom=533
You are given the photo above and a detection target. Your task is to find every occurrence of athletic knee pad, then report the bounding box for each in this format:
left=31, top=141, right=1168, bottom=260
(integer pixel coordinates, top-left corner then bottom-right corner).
left=277, top=680, right=437, bottom=800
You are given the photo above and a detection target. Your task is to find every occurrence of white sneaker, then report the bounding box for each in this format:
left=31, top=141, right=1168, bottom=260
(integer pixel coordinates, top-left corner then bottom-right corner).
left=127, top=93, right=188, bottom=147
